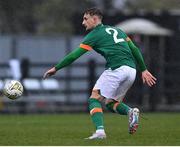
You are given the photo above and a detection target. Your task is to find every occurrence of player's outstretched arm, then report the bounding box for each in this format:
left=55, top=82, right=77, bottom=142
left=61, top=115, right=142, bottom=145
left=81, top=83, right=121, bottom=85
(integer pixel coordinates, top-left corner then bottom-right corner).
left=127, top=39, right=157, bottom=87
left=43, top=47, right=88, bottom=79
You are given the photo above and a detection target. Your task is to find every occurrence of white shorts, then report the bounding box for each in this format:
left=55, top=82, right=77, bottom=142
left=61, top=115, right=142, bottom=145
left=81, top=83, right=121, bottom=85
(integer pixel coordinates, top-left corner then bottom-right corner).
left=93, top=65, right=136, bottom=102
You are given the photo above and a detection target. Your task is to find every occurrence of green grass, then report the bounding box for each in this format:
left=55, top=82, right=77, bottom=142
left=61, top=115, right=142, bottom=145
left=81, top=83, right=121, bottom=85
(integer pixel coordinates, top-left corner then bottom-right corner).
left=0, top=113, right=180, bottom=145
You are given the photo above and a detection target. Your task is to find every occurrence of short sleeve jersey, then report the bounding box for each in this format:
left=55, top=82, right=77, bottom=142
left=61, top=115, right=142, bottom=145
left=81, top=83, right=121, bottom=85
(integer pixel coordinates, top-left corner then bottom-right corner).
left=80, top=24, right=136, bottom=70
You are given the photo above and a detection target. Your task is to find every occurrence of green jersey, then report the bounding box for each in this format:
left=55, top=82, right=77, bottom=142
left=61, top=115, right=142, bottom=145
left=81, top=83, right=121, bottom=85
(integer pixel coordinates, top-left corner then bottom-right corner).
left=80, top=24, right=136, bottom=70
left=55, top=23, right=146, bottom=72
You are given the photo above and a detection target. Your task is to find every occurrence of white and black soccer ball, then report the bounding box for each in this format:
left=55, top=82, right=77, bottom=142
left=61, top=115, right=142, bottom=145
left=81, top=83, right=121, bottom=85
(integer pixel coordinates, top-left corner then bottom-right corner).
left=3, top=80, right=23, bottom=100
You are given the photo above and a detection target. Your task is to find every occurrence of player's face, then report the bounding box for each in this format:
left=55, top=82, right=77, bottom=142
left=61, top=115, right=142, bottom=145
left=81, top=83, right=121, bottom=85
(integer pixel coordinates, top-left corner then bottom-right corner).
left=82, top=14, right=96, bottom=30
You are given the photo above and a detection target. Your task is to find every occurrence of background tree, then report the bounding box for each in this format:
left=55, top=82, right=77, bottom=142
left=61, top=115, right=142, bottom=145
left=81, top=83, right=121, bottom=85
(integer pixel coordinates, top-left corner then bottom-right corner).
left=0, top=0, right=39, bottom=34
left=0, top=0, right=94, bottom=35
left=125, top=0, right=180, bottom=11
left=35, top=0, right=95, bottom=35
left=0, top=0, right=179, bottom=35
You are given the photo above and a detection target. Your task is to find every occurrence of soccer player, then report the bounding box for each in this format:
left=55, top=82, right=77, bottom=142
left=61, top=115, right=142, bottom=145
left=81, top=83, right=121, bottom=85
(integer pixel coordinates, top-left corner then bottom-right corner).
left=43, top=7, right=156, bottom=139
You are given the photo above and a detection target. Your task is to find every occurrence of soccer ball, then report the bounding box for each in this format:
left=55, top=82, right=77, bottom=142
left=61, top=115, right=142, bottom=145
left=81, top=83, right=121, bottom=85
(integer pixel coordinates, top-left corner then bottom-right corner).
left=3, top=80, right=23, bottom=100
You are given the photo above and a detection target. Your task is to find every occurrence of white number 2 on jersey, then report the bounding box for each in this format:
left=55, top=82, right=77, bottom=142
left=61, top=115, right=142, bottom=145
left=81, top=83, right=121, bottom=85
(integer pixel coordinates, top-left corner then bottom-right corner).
left=105, top=28, right=125, bottom=43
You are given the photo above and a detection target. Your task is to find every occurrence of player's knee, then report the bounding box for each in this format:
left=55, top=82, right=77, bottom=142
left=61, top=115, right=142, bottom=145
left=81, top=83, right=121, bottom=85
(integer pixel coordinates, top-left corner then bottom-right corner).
left=90, top=89, right=103, bottom=101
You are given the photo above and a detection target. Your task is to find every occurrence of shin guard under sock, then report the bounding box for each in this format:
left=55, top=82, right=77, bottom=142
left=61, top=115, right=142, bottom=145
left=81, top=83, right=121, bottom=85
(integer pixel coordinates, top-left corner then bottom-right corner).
left=89, top=98, right=104, bottom=130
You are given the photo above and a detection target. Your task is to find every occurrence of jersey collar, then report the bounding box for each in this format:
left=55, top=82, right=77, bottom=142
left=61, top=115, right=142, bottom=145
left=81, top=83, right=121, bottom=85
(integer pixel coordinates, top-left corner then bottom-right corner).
left=94, top=23, right=103, bottom=30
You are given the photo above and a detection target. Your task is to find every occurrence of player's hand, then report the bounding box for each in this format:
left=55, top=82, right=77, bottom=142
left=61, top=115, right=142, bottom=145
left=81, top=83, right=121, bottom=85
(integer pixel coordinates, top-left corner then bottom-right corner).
left=141, top=70, right=157, bottom=87
left=43, top=67, right=57, bottom=79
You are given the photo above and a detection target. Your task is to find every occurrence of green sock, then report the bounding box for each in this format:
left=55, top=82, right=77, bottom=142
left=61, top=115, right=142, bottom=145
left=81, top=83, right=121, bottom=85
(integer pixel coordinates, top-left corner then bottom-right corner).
left=88, top=98, right=104, bottom=130
left=106, top=101, right=130, bottom=115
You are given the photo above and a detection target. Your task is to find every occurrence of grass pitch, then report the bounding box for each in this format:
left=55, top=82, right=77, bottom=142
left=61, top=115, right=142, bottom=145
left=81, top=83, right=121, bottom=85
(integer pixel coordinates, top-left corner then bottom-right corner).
left=0, top=113, right=179, bottom=146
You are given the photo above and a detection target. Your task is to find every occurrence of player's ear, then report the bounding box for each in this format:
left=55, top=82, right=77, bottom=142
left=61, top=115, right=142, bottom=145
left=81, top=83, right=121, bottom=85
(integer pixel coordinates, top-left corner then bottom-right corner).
left=93, top=15, right=97, bottom=19
left=93, top=15, right=99, bottom=22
